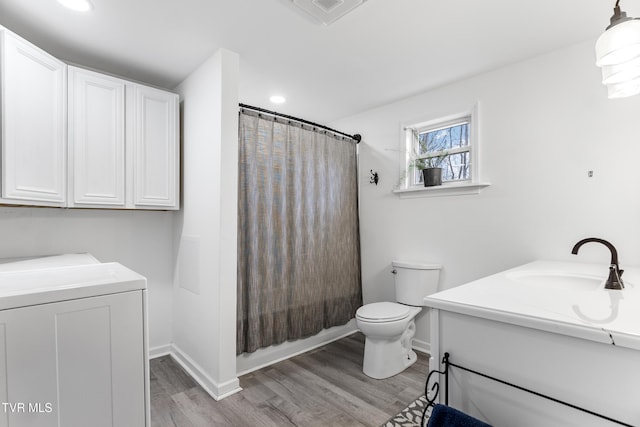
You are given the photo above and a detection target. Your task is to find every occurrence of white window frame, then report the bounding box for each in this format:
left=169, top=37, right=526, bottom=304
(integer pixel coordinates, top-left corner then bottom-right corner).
left=409, top=116, right=472, bottom=186
left=394, top=103, right=489, bottom=198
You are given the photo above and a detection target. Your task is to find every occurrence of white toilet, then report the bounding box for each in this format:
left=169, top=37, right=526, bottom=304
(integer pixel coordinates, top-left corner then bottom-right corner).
left=356, top=260, right=441, bottom=379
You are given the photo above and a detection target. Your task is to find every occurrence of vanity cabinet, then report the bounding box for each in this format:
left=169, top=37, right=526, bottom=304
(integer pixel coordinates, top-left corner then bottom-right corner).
left=68, top=67, right=179, bottom=209
left=425, top=261, right=640, bottom=427
left=0, top=29, right=67, bottom=206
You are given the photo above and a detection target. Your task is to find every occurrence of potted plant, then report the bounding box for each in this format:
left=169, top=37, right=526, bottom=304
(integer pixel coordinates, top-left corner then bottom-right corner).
left=408, top=128, right=449, bottom=187
left=412, top=154, right=448, bottom=187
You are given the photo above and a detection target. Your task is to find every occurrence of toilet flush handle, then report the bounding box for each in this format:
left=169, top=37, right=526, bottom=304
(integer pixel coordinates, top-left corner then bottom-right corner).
left=391, top=269, right=397, bottom=274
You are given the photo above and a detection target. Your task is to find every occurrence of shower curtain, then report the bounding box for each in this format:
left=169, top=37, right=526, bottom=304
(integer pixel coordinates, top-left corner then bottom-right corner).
left=237, top=109, right=362, bottom=354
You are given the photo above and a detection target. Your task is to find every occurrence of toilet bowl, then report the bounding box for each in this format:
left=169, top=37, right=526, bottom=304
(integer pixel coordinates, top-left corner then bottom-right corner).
left=356, top=302, right=421, bottom=379
left=356, top=261, right=441, bottom=379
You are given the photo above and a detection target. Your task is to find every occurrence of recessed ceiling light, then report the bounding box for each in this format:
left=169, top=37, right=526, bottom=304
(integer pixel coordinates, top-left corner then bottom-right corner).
left=58, top=0, right=93, bottom=12
left=270, top=95, right=286, bottom=104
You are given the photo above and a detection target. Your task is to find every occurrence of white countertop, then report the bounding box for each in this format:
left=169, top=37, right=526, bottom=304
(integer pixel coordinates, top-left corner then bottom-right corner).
left=0, top=254, right=146, bottom=310
left=424, top=260, right=640, bottom=350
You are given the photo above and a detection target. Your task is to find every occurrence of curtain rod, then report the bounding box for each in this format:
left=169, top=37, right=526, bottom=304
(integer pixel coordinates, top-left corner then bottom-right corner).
left=239, top=103, right=361, bottom=143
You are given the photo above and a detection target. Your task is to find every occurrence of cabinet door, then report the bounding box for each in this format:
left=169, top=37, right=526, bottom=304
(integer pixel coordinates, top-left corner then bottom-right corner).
left=0, top=291, right=146, bottom=427
left=131, top=85, right=179, bottom=208
left=68, top=67, right=125, bottom=206
left=1, top=30, right=66, bottom=204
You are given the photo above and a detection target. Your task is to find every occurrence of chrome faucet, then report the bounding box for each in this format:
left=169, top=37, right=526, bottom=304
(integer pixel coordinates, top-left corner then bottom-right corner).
left=571, top=238, right=624, bottom=290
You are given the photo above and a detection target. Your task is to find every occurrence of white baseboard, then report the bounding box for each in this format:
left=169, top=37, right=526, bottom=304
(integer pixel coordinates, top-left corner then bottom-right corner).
left=148, top=322, right=359, bottom=400
left=149, top=343, right=242, bottom=401
left=236, top=320, right=359, bottom=377
left=171, top=344, right=242, bottom=400
left=149, top=344, right=172, bottom=359
left=412, top=338, right=431, bottom=355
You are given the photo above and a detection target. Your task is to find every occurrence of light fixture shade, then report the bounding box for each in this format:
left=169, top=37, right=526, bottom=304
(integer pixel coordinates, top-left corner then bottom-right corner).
left=606, top=78, right=640, bottom=98
left=596, top=19, right=640, bottom=66
left=601, top=56, right=640, bottom=84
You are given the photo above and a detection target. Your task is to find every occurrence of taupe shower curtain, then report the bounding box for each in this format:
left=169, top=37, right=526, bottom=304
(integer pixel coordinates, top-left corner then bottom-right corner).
left=237, top=110, right=362, bottom=354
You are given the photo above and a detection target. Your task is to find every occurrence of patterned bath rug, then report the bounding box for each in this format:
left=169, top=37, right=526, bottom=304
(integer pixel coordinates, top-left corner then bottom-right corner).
left=382, top=395, right=431, bottom=427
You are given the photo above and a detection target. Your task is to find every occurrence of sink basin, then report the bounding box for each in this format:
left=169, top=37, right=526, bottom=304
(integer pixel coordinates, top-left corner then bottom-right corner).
left=505, top=270, right=622, bottom=291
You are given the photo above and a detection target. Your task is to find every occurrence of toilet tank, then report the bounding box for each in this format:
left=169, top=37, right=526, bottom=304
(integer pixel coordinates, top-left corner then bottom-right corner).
left=393, top=260, right=441, bottom=306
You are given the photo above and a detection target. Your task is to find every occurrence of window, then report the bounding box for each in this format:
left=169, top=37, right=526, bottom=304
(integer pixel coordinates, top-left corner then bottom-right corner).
left=400, top=104, right=481, bottom=192
left=408, top=118, right=471, bottom=186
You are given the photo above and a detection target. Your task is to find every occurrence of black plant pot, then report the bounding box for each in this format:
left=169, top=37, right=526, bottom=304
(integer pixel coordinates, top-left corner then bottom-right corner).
left=422, top=168, right=442, bottom=187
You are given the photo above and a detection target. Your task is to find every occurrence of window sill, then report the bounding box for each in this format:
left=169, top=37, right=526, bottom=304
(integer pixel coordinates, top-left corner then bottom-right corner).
left=392, top=182, right=491, bottom=199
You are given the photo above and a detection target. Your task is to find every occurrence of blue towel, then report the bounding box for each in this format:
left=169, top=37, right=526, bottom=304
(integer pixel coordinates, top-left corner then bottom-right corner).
left=427, top=404, right=493, bottom=427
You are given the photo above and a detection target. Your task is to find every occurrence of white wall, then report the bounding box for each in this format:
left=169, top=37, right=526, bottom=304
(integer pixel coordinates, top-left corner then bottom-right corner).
left=0, top=206, right=175, bottom=349
left=332, top=39, right=640, bottom=347
left=173, top=48, right=241, bottom=400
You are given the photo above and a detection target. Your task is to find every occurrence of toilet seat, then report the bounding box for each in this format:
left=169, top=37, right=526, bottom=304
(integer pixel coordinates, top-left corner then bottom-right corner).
left=356, top=302, right=411, bottom=323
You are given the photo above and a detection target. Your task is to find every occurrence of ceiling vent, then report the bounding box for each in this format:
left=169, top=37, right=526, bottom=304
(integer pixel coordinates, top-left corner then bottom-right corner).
left=292, top=0, right=366, bottom=25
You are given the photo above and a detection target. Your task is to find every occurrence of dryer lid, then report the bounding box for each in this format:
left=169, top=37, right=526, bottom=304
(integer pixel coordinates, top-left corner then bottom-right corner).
left=356, top=302, right=411, bottom=322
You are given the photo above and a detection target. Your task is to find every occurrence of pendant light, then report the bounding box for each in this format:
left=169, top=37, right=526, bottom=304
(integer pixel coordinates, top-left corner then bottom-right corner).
left=596, top=0, right=640, bottom=98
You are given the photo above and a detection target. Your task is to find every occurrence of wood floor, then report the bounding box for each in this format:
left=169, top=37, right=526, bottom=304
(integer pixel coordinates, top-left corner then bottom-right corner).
left=150, top=333, right=429, bottom=427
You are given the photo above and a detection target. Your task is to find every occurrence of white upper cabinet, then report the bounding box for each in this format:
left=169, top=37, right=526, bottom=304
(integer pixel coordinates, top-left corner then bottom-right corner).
left=0, top=29, right=67, bottom=205
left=68, top=66, right=126, bottom=207
left=0, top=26, right=180, bottom=210
left=131, top=85, right=179, bottom=208
left=68, top=68, right=180, bottom=210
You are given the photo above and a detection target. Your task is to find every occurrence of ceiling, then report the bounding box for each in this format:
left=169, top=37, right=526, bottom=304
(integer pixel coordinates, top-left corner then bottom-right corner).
left=0, top=0, right=629, bottom=123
